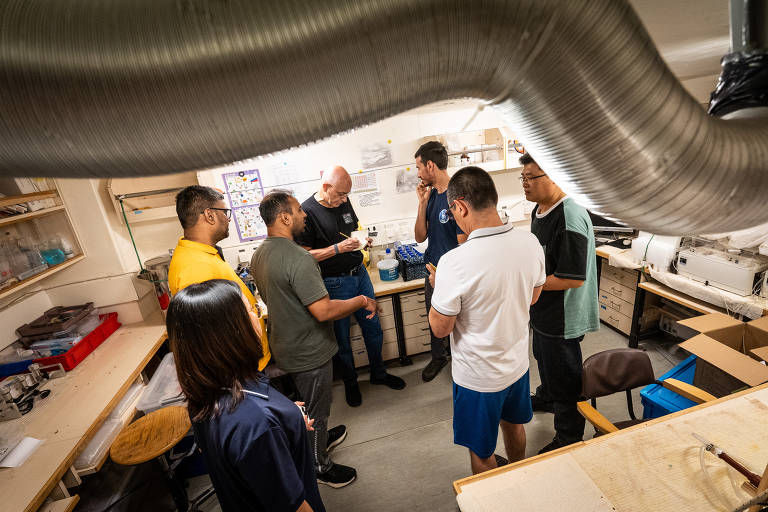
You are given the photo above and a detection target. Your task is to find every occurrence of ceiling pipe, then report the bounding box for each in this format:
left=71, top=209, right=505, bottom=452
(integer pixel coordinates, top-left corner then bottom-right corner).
left=0, top=0, right=767, bottom=234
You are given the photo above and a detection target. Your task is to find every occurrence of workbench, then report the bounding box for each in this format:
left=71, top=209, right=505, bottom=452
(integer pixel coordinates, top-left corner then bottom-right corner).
left=1, top=313, right=167, bottom=512
left=454, top=382, right=768, bottom=511
left=357, top=271, right=428, bottom=367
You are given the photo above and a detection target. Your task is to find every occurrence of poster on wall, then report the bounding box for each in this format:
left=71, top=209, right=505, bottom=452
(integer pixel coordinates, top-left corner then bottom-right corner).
left=395, top=166, right=420, bottom=194
left=350, top=172, right=379, bottom=194
left=222, top=169, right=268, bottom=242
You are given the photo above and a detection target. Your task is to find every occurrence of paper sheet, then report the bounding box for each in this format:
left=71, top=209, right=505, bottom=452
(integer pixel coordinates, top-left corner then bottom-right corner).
left=0, top=437, right=42, bottom=468
left=456, top=453, right=616, bottom=512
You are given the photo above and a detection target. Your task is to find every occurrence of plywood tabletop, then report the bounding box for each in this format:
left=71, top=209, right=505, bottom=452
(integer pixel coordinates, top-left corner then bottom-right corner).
left=1, top=313, right=167, bottom=512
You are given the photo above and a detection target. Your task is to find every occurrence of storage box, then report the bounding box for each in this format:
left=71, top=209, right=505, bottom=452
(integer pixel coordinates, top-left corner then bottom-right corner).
left=33, top=313, right=121, bottom=371
left=677, top=313, right=768, bottom=397
left=640, top=355, right=698, bottom=419
left=136, top=352, right=184, bottom=414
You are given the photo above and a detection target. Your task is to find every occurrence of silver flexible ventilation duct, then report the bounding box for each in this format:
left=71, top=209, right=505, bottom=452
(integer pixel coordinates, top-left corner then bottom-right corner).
left=1, top=0, right=766, bottom=234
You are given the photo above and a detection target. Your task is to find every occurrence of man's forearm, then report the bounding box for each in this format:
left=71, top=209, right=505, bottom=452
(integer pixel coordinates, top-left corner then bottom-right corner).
left=543, top=274, right=585, bottom=291
left=414, top=203, right=428, bottom=243
left=326, top=296, right=367, bottom=321
left=307, top=245, right=338, bottom=262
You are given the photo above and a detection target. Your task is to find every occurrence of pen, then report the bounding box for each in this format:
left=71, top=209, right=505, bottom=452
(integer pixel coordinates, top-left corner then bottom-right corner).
left=339, top=232, right=349, bottom=238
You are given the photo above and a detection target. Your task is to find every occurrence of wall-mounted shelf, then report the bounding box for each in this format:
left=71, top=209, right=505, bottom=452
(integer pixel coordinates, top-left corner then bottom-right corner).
left=0, top=190, right=58, bottom=209
left=0, top=205, right=67, bottom=228
left=0, top=254, right=85, bottom=300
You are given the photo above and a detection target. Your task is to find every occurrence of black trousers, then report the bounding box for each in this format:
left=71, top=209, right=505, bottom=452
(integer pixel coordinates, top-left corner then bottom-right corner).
left=532, top=330, right=585, bottom=444
left=424, top=277, right=449, bottom=361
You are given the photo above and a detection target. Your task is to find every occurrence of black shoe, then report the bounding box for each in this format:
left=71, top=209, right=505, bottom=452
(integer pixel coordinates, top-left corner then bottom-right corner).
left=421, top=358, right=448, bottom=382
left=317, top=463, right=357, bottom=488
left=370, top=373, right=406, bottom=390
left=494, top=454, right=509, bottom=467
left=530, top=393, right=554, bottom=413
left=327, top=425, right=347, bottom=451
left=537, top=437, right=578, bottom=455
left=344, top=382, right=362, bottom=407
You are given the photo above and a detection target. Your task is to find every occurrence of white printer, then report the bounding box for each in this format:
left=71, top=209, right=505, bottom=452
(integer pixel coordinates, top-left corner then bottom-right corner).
left=676, top=247, right=768, bottom=296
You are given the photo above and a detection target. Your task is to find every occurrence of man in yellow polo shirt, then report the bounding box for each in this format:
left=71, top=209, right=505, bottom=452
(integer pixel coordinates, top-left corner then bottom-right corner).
left=168, top=185, right=271, bottom=370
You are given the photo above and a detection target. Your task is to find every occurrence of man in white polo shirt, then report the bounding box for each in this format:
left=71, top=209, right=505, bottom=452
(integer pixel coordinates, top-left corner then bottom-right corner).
left=428, top=166, right=546, bottom=475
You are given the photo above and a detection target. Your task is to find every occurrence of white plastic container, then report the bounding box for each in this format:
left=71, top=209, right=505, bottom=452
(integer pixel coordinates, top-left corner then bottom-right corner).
left=377, top=259, right=399, bottom=281
left=74, top=418, right=123, bottom=471
left=135, top=352, right=185, bottom=414
left=108, top=379, right=145, bottom=419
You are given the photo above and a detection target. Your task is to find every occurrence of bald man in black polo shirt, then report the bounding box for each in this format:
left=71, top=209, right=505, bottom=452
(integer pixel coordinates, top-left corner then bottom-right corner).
left=297, top=166, right=406, bottom=407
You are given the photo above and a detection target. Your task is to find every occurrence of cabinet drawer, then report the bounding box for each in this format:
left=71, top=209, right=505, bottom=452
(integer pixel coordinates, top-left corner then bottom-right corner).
left=405, top=334, right=432, bottom=355
left=376, top=297, right=394, bottom=316
left=601, top=260, right=638, bottom=289
left=404, top=322, right=432, bottom=339
left=399, top=290, right=427, bottom=312
left=352, top=340, right=399, bottom=368
left=350, top=314, right=395, bottom=336
left=599, top=275, right=636, bottom=304
left=599, top=305, right=631, bottom=335
left=402, top=309, right=430, bottom=326
left=598, top=291, right=635, bottom=318
left=350, top=328, right=397, bottom=351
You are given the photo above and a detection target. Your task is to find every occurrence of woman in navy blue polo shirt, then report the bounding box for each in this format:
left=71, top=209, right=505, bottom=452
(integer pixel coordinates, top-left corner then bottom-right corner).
left=167, top=279, right=325, bottom=512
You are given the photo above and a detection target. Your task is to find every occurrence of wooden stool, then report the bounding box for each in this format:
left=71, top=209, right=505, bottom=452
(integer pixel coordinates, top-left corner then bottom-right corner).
left=111, top=406, right=215, bottom=511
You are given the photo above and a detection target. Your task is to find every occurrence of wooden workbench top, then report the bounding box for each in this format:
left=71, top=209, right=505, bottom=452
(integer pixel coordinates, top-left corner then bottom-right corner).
left=368, top=267, right=425, bottom=297
left=2, top=313, right=167, bottom=512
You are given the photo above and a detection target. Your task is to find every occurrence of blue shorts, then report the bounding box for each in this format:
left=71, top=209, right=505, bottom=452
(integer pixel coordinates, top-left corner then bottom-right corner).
left=452, top=371, right=532, bottom=458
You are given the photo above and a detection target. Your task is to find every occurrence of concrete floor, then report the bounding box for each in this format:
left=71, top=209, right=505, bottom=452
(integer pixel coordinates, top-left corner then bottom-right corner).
left=188, top=327, right=684, bottom=512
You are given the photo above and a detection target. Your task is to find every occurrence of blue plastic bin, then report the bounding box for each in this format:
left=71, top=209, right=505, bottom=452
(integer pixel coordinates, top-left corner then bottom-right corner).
left=640, top=355, right=698, bottom=419
left=0, top=358, right=36, bottom=378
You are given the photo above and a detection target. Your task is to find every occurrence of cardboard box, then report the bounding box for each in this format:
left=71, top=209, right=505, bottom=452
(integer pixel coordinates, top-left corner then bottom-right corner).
left=678, top=313, right=768, bottom=397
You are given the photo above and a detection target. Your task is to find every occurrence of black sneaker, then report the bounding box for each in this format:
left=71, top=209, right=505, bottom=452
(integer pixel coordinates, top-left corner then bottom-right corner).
left=530, top=393, right=554, bottom=413
left=421, top=358, right=448, bottom=382
left=494, top=454, right=509, bottom=467
left=538, top=437, right=578, bottom=454
left=344, top=382, right=362, bottom=407
left=370, top=373, right=406, bottom=390
left=327, top=425, right=347, bottom=451
left=317, top=463, right=357, bottom=488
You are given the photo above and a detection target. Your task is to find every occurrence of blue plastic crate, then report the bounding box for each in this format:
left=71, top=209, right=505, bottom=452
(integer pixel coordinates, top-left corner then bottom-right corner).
left=640, top=355, right=698, bottom=419
left=0, top=358, right=35, bottom=378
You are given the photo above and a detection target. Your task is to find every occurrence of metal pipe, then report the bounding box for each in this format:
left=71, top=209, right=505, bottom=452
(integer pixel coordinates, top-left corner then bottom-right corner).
left=1, top=0, right=767, bottom=234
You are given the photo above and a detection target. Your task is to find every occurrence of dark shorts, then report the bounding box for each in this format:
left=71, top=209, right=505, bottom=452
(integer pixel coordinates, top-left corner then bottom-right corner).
left=452, top=371, right=532, bottom=458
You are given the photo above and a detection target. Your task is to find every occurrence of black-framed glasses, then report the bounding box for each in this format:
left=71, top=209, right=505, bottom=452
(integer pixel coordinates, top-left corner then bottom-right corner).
left=206, top=207, right=232, bottom=219
left=518, top=174, right=547, bottom=184
left=446, top=196, right=464, bottom=220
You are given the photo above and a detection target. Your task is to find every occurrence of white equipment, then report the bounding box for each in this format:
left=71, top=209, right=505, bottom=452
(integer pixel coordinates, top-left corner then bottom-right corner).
left=676, top=247, right=768, bottom=296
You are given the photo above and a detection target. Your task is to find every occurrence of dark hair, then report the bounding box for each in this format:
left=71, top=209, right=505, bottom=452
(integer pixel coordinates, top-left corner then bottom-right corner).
left=414, top=141, right=448, bottom=170
left=175, top=186, right=224, bottom=229
left=166, top=279, right=264, bottom=422
left=447, top=166, right=498, bottom=211
left=259, top=190, right=294, bottom=227
left=518, top=152, right=537, bottom=167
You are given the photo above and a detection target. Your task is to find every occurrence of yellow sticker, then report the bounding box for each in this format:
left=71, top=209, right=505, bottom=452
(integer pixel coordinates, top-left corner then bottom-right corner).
left=387, top=139, right=392, bottom=144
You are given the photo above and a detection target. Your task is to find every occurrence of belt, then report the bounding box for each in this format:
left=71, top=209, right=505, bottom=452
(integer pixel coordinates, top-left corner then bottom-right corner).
left=324, top=265, right=363, bottom=278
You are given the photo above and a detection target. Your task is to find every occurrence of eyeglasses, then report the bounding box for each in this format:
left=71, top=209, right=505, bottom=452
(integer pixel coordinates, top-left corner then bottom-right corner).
left=207, top=207, right=232, bottom=219
left=330, top=185, right=349, bottom=199
left=519, top=174, right=547, bottom=184
left=446, top=196, right=464, bottom=220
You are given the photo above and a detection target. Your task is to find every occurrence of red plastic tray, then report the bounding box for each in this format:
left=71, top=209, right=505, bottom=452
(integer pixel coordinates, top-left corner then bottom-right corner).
left=34, top=313, right=122, bottom=371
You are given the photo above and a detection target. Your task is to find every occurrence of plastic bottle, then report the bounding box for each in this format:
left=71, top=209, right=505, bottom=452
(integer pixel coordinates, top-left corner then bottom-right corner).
left=4, top=234, right=30, bottom=276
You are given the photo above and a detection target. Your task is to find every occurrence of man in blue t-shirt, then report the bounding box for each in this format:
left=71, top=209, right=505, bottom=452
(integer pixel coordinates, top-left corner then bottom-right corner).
left=414, top=141, right=467, bottom=381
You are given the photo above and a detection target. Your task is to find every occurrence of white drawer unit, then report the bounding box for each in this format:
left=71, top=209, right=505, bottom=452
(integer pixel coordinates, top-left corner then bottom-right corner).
left=599, top=304, right=632, bottom=335
left=377, top=296, right=394, bottom=316
left=404, top=322, right=432, bottom=339
left=352, top=340, right=399, bottom=368
left=399, top=289, right=427, bottom=312
left=402, top=308, right=430, bottom=326
left=600, top=259, right=638, bottom=290
left=599, top=275, right=637, bottom=304
left=405, top=334, right=432, bottom=356
left=598, top=291, right=634, bottom=318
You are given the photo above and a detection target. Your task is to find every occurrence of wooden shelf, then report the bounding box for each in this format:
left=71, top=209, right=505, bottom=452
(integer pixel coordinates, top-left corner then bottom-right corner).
left=0, top=204, right=67, bottom=227
left=0, top=254, right=85, bottom=300
left=0, top=190, right=58, bottom=208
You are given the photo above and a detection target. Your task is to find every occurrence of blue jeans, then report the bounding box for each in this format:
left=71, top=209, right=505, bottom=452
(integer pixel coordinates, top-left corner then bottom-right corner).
left=324, top=266, right=386, bottom=384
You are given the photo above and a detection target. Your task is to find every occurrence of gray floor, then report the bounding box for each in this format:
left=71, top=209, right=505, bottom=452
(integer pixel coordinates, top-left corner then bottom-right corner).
left=189, top=327, right=684, bottom=512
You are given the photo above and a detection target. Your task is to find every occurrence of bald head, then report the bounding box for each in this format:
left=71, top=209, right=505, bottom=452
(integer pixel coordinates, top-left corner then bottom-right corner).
left=322, top=166, right=352, bottom=188
left=318, top=165, right=352, bottom=208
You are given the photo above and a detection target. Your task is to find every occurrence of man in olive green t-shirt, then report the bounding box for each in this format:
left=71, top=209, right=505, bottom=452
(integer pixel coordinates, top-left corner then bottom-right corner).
left=250, top=191, right=376, bottom=489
